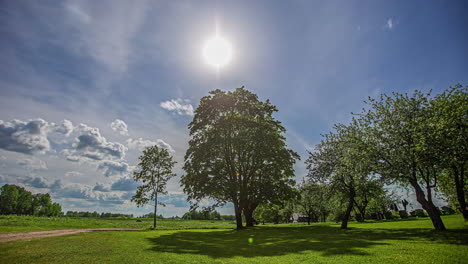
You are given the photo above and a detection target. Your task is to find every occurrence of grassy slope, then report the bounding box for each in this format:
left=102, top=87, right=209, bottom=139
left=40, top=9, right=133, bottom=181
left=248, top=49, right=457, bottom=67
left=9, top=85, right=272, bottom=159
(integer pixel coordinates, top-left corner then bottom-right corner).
left=0, top=215, right=466, bottom=264
left=0, top=215, right=235, bottom=232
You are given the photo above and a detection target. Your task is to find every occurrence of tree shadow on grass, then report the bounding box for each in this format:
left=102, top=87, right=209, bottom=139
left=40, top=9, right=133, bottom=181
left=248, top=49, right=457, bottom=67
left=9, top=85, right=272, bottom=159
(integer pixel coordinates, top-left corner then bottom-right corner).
left=146, top=225, right=468, bottom=258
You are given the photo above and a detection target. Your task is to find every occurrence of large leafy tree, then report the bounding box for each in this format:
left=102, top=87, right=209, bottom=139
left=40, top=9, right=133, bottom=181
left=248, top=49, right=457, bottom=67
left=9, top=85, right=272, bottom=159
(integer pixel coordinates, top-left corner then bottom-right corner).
left=0, top=184, right=62, bottom=216
left=430, top=85, right=468, bottom=220
left=359, top=90, right=447, bottom=230
left=132, top=145, right=176, bottom=229
left=182, top=87, right=299, bottom=229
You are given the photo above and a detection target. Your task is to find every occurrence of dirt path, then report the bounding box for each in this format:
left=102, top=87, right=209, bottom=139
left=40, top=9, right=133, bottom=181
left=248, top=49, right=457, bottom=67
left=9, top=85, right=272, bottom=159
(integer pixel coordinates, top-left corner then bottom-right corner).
left=0, top=228, right=141, bottom=243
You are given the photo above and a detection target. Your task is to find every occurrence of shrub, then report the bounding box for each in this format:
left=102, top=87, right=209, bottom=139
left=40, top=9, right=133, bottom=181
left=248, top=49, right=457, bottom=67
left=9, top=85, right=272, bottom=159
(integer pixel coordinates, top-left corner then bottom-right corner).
left=398, top=210, right=409, bottom=218
left=410, top=209, right=427, bottom=217
left=440, top=206, right=455, bottom=215
left=384, top=211, right=394, bottom=220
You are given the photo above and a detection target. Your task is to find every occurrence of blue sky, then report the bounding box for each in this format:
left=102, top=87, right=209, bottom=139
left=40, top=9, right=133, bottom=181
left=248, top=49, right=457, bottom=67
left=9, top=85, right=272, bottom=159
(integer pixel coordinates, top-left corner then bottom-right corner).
left=1, top=0, right=467, bottom=216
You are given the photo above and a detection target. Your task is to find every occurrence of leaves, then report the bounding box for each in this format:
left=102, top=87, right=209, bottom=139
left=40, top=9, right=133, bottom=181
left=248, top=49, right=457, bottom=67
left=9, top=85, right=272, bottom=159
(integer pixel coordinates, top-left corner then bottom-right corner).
left=131, top=145, right=176, bottom=207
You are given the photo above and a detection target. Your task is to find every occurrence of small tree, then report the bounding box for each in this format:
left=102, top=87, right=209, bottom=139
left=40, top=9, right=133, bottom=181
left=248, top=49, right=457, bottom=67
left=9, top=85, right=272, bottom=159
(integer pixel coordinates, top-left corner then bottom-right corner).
left=132, top=145, right=176, bottom=229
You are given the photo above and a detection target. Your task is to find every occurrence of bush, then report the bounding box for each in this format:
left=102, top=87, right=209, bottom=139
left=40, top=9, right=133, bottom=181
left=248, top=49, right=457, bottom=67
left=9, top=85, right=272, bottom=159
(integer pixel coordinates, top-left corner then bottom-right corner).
left=398, top=210, right=409, bottom=219
left=384, top=211, right=394, bottom=220
left=440, top=206, right=455, bottom=215
left=410, top=209, right=427, bottom=217
left=136, top=219, right=142, bottom=222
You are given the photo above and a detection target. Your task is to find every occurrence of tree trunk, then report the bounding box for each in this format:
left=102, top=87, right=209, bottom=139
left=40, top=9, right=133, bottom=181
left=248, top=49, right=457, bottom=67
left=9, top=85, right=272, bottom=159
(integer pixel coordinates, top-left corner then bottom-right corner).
left=341, top=189, right=355, bottom=229
left=245, top=209, right=254, bottom=227
left=409, top=178, right=446, bottom=231
left=153, top=194, right=158, bottom=229
left=234, top=202, right=243, bottom=229
left=453, top=166, right=468, bottom=221
left=244, top=203, right=258, bottom=227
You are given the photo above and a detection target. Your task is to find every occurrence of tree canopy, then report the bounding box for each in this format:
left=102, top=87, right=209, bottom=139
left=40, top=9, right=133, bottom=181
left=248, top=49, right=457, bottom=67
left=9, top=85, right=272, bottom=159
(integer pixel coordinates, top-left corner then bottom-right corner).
left=182, top=87, right=299, bottom=228
left=132, top=145, right=176, bottom=228
left=0, top=184, right=62, bottom=217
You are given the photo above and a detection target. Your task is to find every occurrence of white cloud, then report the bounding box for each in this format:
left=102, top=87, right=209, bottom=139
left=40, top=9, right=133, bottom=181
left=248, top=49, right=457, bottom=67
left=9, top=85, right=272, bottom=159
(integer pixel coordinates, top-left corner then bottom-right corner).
left=67, top=123, right=127, bottom=161
left=110, top=119, right=129, bottom=136
left=126, top=137, right=174, bottom=153
left=53, top=119, right=74, bottom=136
left=17, top=157, right=48, bottom=171
left=97, top=160, right=131, bottom=177
left=160, top=99, right=194, bottom=116
left=65, top=171, right=83, bottom=178
left=385, top=18, right=395, bottom=30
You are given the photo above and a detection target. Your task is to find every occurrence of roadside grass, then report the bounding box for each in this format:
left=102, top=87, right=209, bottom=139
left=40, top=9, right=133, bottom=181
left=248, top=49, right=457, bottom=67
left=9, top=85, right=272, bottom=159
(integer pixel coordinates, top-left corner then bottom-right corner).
left=0, top=215, right=466, bottom=263
left=0, top=215, right=236, bottom=232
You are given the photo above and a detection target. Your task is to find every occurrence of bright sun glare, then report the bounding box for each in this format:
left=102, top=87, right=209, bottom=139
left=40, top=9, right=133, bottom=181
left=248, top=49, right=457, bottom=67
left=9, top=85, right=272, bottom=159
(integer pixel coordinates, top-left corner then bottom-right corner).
left=203, top=36, right=232, bottom=68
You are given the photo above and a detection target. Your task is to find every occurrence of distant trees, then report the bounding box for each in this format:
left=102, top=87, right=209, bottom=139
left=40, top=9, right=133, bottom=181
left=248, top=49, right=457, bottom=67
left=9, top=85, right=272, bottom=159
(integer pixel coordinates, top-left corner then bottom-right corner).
left=0, top=184, right=62, bottom=216
left=182, top=87, right=299, bottom=229
left=182, top=209, right=222, bottom=220
left=65, top=211, right=133, bottom=218
left=296, top=182, right=331, bottom=224
left=132, top=145, right=176, bottom=229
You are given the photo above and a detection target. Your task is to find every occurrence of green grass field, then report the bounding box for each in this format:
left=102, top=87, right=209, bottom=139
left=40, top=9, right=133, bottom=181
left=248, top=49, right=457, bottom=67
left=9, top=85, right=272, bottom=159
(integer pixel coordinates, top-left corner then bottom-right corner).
left=0, top=215, right=467, bottom=263
left=0, top=215, right=236, bottom=232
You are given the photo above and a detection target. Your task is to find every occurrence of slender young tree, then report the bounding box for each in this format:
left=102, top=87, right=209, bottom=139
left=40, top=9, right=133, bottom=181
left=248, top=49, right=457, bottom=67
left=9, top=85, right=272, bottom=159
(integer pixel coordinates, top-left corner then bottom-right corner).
left=307, top=121, right=374, bottom=229
left=132, top=145, right=176, bottom=229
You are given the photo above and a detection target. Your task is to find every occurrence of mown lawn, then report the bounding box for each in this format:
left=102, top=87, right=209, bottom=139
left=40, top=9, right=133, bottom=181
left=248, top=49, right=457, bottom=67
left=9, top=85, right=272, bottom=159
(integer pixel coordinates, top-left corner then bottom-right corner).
left=0, top=215, right=466, bottom=264
left=0, top=215, right=235, bottom=232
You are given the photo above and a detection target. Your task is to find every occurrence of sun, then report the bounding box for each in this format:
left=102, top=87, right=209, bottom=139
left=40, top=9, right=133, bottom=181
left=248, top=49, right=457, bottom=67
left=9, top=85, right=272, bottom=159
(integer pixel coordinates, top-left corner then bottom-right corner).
left=203, top=36, right=232, bottom=68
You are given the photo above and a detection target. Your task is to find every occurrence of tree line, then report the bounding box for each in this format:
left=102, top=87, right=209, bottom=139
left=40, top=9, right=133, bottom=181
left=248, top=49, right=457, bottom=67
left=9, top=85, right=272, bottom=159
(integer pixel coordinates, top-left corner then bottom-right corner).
left=0, top=184, right=62, bottom=217
left=181, top=209, right=236, bottom=220
left=65, top=211, right=134, bottom=218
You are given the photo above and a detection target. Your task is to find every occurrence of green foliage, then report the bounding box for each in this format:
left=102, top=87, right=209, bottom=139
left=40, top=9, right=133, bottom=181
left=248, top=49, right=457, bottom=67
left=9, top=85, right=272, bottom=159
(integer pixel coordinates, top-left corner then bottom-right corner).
left=132, top=145, right=176, bottom=228
left=182, top=87, right=299, bottom=228
left=182, top=209, right=222, bottom=220
left=399, top=210, right=409, bottom=218
left=410, top=209, right=427, bottom=218
left=440, top=206, right=455, bottom=215
left=430, top=85, right=468, bottom=218
left=296, top=182, right=331, bottom=223
left=0, top=184, right=62, bottom=217
left=306, top=121, right=380, bottom=228
left=254, top=202, right=292, bottom=224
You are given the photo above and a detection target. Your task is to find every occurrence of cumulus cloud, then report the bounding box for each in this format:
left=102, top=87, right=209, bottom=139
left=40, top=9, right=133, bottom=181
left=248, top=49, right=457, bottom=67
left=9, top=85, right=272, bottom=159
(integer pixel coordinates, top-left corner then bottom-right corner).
left=93, top=182, right=111, bottom=192
left=111, top=177, right=139, bottom=191
left=97, top=160, right=131, bottom=177
left=53, top=119, right=74, bottom=136
left=0, top=119, right=51, bottom=154
left=126, top=137, right=174, bottom=153
left=67, top=123, right=127, bottom=161
left=23, top=176, right=50, bottom=188
left=110, top=119, right=129, bottom=136
left=17, top=157, right=48, bottom=171
left=0, top=118, right=75, bottom=155
left=160, top=99, right=194, bottom=116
